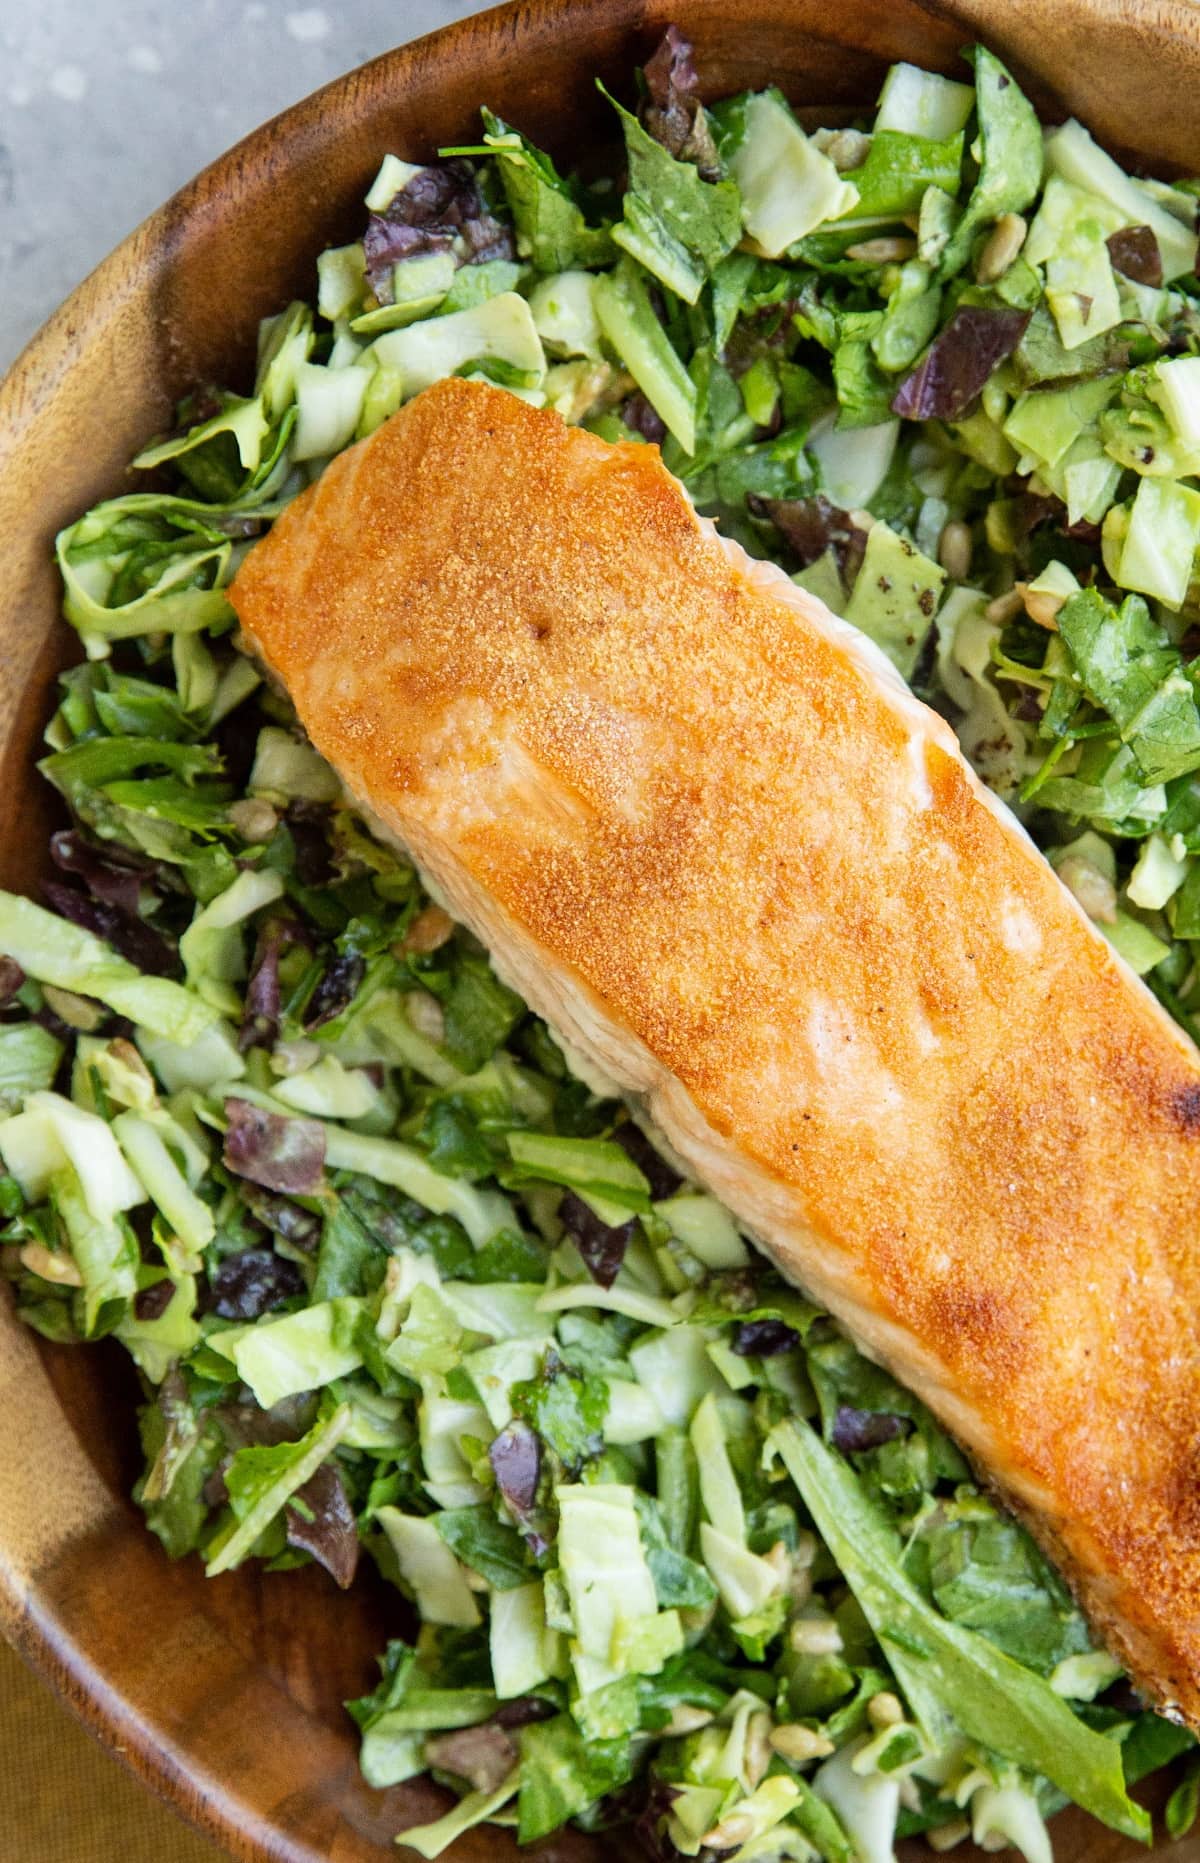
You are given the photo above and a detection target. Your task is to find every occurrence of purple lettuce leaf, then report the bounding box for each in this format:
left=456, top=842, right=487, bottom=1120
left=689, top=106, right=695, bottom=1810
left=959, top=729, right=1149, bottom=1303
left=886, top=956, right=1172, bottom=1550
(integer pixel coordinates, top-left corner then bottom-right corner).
left=558, top=1189, right=637, bottom=1289
left=830, top=1406, right=909, bottom=1453
left=41, top=878, right=179, bottom=978
left=303, top=952, right=366, bottom=1031
left=749, top=492, right=868, bottom=586
left=493, top=1697, right=557, bottom=1728
left=223, top=1098, right=326, bottom=1195
left=50, top=829, right=159, bottom=916
left=285, top=1460, right=360, bottom=1589
left=612, top=1121, right=682, bottom=1200
left=1106, top=225, right=1163, bottom=288
left=362, top=160, right=514, bottom=303
left=424, top=1724, right=518, bottom=1793
left=238, top=1182, right=322, bottom=1252
left=891, top=306, right=1032, bottom=421
left=642, top=27, right=720, bottom=180
left=240, top=915, right=312, bottom=1053
left=623, top=392, right=668, bottom=445
left=489, top=1419, right=541, bottom=1514
left=731, top=1318, right=801, bottom=1357
left=285, top=801, right=335, bottom=887
left=209, top=1246, right=306, bottom=1320
left=633, top=1778, right=685, bottom=1863
left=0, top=957, right=25, bottom=1005
left=133, top=1279, right=176, bottom=1322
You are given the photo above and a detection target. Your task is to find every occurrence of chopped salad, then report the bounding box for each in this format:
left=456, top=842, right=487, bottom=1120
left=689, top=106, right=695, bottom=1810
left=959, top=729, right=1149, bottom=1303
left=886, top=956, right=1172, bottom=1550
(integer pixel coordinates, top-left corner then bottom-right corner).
left=6, top=27, right=1200, bottom=1860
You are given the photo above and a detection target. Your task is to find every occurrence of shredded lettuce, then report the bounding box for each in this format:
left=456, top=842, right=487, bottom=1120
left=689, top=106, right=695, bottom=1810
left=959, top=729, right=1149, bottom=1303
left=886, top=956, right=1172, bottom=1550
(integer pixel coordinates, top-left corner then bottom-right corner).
left=770, top=1420, right=1149, bottom=1841
left=0, top=892, right=215, bottom=1041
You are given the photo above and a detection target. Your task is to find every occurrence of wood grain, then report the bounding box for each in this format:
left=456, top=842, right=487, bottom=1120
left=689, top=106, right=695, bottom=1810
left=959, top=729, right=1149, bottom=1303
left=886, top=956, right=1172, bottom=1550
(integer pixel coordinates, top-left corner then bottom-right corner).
left=2, top=2, right=1200, bottom=1858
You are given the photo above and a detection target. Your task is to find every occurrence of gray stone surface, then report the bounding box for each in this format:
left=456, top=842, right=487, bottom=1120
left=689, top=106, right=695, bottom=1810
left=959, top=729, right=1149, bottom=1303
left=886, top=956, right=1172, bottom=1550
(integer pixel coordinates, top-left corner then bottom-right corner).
left=0, top=0, right=484, bottom=375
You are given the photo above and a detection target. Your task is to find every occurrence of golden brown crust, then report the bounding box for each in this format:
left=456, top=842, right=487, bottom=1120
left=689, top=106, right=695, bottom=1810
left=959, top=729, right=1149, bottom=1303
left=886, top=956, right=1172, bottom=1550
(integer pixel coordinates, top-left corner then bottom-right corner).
left=232, top=377, right=1200, bottom=1721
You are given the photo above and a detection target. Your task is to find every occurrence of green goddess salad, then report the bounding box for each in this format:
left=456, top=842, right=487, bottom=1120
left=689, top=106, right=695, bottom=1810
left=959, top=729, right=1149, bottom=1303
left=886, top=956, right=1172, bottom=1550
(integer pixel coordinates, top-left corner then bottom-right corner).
left=4, top=26, right=1200, bottom=1860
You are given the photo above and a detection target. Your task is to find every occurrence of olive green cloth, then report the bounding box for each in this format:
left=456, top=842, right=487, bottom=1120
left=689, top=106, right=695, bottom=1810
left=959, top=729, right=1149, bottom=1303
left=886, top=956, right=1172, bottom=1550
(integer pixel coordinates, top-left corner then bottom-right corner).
left=0, top=1636, right=228, bottom=1859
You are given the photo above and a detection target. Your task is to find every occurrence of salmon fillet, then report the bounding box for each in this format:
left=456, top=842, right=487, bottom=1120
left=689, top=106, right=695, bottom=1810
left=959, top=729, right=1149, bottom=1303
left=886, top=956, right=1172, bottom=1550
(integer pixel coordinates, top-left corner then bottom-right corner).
left=231, top=376, right=1200, bottom=1723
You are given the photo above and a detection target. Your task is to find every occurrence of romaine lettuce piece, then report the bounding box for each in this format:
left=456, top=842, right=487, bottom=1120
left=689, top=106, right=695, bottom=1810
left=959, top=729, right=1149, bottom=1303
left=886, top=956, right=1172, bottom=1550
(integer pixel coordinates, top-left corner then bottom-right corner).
left=401, top=1774, right=520, bottom=1860
left=323, top=1126, right=517, bottom=1246
left=594, top=257, right=697, bottom=452
left=1149, top=355, right=1200, bottom=451
left=118, top=1275, right=201, bottom=1383
left=137, top=1018, right=245, bottom=1093
left=874, top=62, right=975, bottom=141
left=350, top=252, right=459, bottom=334
left=844, top=130, right=963, bottom=219
left=248, top=725, right=341, bottom=802
left=112, top=1111, right=215, bottom=1267
left=364, top=153, right=424, bottom=212
left=369, top=293, right=546, bottom=402
left=378, top=1508, right=482, bottom=1627
left=441, top=1281, right=548, bottom=1340
left=471, top=111, right=613, bottom=271
left=206, top=1403, right=352, bottom=1576
left=1127, top=833, right=1188, bottom=910
left=807, top=416, right=898, bottom=510
left=273, top=1056, right=382, bottom=1119
left=604, top=82, right=741, bottom=303
left=0, top=892, right=215, bottom=1042
left=179, top=867, right=286, bottom=1016
left=50, top=1160, right=141, bottom=1334
left=1114, top=477, right=1200, bottom=609
left=489, top=1580, right=565, bottom=1697
left=317, top=241, right=368, bottom=321
left=1102, top=911, right=1171, bottom=976
left=689, top=1391, right=745, bottom=1540
left=603, top=1379, right=665, bottom=1443
left=843, top=522, right=945, bottom=679
left=463, top=1338, right=546, bottom=1428
left=528, top=270, right=603, bottom=360
left=726, top=91, right=859, bottom=256
left=385, top=1283, right=464, bottom=1380
left=1046, top=117, right=1198, bottom=281
left=433, top=1504, right=530, bottom=1591
left=653, top=1193, right=748, bottom=1268
left=0, top=1089, right=145, bottom=1214
left=629, top=1324, right=728, bottom=1425
left=938, top=49, right=1043, bottom=278
left=1002, top=375, right=1121, bottom=471
left=1025, top=178, right=1123, bottom=351
left=517, top=1713, right=634, bottom=1842
left=290, top=361, right=369, bottom=461
left=771, top=1419, right=1150, bottom=1840
left=1057, top=585, right=1200, bottom=783
left=505, top=1131, right=651, bottom=1211
left=872, top=261, right=942, bottom=373
left=536, top=1280, right=682, bottom=1328
left=0, top=1023, right=63, bottom=1112
left=699, top=1524, right=783, bottom=1619
left=209, top=1298, right=366, bottom=1408
left=556, top=1482, right=665, bottom=1693
left=418, top=1379, right=492, bottom=1510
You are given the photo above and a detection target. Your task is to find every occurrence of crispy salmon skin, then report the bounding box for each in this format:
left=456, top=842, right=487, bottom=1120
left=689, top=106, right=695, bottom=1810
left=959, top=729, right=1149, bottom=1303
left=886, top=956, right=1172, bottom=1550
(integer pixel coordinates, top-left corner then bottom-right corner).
left=232, top=376, right=1200, bottom=1722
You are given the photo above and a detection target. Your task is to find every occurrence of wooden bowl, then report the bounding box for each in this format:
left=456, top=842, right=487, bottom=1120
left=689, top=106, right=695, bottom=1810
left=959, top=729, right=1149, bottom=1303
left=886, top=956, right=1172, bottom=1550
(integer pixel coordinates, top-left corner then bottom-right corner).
left=4, top=2, right=1200, bottom=1857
